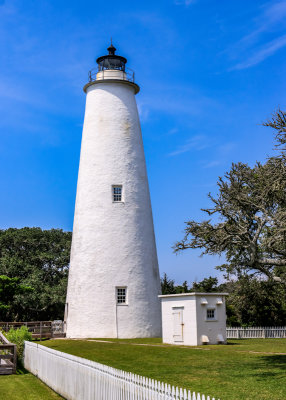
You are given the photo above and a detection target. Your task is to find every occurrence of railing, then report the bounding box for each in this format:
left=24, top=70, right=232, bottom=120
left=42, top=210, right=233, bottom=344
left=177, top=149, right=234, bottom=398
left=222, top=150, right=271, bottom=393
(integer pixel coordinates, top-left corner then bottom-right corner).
left=226, top=326, right=286, bottom=339
left=88, top=67, right=135, bottom=83
left=24, top=341, right=219, bottom=400
left=0, top=321, right=65, bottom=339
left=0, top=332, right=17, bottom=375
left=3, top=322, right=286, bottom=340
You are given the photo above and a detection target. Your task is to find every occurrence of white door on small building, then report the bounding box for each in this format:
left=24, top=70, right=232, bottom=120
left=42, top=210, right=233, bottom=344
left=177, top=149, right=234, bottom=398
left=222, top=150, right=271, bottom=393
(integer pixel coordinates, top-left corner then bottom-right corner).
left=172, top=306, right=184, bottom=342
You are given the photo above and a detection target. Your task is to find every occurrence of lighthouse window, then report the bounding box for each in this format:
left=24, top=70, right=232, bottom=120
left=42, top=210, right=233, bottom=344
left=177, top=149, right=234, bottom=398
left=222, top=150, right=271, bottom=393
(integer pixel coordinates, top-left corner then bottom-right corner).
left=112, top=185, right=122, bottom=202
left=116, top=287, right=127, bottom=304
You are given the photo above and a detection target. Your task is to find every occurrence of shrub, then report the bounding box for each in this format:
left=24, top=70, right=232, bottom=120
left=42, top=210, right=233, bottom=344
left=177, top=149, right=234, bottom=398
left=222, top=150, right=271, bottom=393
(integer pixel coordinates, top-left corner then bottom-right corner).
left=5, top=325, right=32, bottom=363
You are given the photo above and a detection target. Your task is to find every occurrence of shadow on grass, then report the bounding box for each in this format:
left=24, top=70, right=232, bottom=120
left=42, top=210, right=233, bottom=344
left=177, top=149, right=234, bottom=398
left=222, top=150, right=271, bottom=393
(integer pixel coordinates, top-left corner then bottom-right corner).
left=227, top=339, right=256, bottom=345
left=259, top=355, right=286, bottom=369
left=225, top=342, right=240, bottom=346
left=248, top=355, right=286, bottom=382
left=16, top=364, right=29, bottom=375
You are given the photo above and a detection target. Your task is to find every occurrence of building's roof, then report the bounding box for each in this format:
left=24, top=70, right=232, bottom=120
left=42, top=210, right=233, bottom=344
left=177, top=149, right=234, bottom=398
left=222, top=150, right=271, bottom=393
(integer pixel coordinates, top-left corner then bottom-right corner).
left=158, top=292, right=228, bottom=298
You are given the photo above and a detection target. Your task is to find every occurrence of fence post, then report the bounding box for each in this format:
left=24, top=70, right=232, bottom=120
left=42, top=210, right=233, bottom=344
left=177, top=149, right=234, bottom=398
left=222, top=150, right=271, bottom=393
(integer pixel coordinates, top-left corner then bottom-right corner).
left=13, top=344, right=17, bottom=374
left=40, top=321, right=42, bottom=341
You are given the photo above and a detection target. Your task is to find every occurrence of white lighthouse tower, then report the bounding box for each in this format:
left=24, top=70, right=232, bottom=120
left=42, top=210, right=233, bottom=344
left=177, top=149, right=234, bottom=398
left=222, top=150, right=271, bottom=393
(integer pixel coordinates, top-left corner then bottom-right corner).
left=65, top=43, right=162, bottom=338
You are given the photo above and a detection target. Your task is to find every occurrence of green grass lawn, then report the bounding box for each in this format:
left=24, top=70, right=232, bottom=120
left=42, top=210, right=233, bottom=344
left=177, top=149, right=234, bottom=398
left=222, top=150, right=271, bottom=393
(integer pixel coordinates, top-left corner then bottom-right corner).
left=41, top=338, right=286, bottom=400
left=0, top=368, right=62, bottom=400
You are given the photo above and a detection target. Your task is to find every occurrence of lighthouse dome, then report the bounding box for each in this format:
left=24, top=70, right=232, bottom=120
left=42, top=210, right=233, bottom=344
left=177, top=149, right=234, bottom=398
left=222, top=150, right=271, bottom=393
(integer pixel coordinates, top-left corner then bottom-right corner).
left=96, top=43, right=127, bottom=71
left=85, top=42, right=139, bottom=94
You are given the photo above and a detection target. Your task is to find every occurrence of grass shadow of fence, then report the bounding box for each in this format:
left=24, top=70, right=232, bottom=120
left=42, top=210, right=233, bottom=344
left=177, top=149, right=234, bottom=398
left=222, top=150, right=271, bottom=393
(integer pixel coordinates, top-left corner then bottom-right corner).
left=259, top=355, right=286, bottom=369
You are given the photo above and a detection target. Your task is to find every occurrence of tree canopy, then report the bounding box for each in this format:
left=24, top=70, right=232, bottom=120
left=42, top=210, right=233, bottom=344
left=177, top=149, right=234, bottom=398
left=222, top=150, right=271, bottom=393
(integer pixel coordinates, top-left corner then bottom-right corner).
left=0, top=227, right=71, bottom=321
left=0, top=275, right=31, bottom=313
left=161, top=275, right=219, bottom=294
left=221, top=275, right=286, bottom=327
left=174, top=110, right=286, bottom=280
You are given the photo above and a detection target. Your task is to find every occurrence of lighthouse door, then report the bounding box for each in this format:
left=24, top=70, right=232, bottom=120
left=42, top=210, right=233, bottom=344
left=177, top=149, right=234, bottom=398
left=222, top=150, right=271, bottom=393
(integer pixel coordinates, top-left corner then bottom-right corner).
left=172, top=307, right=184, bottom=342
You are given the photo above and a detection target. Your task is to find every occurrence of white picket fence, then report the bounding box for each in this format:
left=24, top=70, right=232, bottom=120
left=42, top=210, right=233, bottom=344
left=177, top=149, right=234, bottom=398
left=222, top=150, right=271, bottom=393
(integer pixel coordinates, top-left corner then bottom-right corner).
left=226, top=326, right=286, bottom=339
left=24, top=341, right=219, bottom=400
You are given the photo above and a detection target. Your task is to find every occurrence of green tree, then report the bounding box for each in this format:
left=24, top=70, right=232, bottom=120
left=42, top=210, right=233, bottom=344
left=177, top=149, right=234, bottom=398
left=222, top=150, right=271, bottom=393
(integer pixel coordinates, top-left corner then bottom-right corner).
left=174, top=280, right=189, bottom=293
left=161, top=273, right=176, bottom=294
left=0, top=275, right=31, bottom=318
left=161, top=274, right=191, bottom=294
left=5, top=326, right=32, bottom=365
left=221, top=276, right=286, bottom=326
left=263, top=108, right=286, bottom=148
left=0, top=227, right=72, bottom=321
left=174, top=110, right=286, bottom=280
left=191, top=276, right=219, bottom=292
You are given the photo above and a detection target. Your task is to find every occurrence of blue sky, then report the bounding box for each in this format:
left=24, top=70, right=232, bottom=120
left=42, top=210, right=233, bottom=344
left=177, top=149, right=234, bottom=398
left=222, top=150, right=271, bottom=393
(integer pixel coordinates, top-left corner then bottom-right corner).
left=1, top=0, right=286, bottom=284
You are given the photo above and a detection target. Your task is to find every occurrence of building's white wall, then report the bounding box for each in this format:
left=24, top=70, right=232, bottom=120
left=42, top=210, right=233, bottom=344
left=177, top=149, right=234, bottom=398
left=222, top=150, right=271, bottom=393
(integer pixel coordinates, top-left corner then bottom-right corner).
left=161, top=297, right=197, bottom=345
left=66, top=81, right=161, bottom=338
left=161, top=294, right=227, bottom=346
left=196, top=296, right=227, bottom=345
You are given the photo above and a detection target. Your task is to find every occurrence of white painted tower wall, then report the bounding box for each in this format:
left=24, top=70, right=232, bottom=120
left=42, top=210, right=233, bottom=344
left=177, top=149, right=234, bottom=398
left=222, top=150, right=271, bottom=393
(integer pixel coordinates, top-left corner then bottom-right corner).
left=65, top=67, right=161, bottom=338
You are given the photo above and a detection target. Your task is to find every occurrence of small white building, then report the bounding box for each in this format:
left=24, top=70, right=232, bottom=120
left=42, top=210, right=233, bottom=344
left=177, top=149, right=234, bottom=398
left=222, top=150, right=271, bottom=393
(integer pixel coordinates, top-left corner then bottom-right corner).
left=159, top=293, right=228, bottom=346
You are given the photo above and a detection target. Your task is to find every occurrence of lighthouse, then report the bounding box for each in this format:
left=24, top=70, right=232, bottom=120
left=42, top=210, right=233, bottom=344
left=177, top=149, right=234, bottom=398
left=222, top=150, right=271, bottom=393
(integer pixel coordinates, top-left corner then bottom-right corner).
left=65, top=43, right=162, bottom=338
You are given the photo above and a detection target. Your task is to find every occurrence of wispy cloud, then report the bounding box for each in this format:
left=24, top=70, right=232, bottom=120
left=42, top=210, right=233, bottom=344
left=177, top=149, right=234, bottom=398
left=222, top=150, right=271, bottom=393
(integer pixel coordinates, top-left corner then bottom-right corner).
left=137, top=103, right=150, bottom=122
left=263, top=0, right=286, bottom=24
left=174, top=0, right=196, bottom=6
left=232, top=33, right=286, bottom=70
left=202, top=160, right=221, bottom=169
left=168, top=135, right=209, bottom=156
left=167, top=128, right=179, bottom=135
left=238, top=1, right=286, bottom=46
left=227, top=1, right=286, bottom=70
left=218, top=142, right=236, bottom=155
left=199, top=142, right=236, bottom=168
left=0, top=80, right=51, bottom=108
left=137, top=82, right=219, bottom=121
